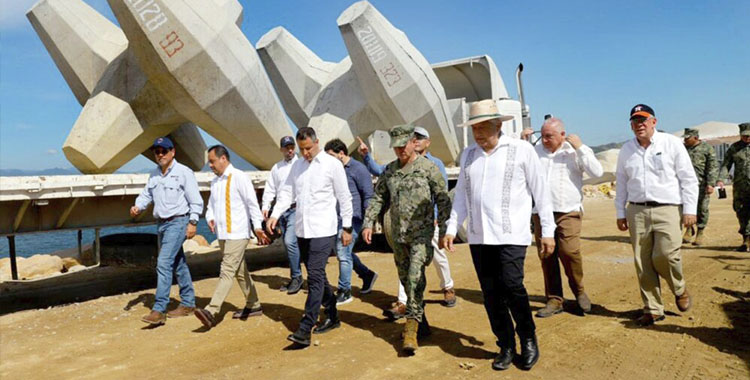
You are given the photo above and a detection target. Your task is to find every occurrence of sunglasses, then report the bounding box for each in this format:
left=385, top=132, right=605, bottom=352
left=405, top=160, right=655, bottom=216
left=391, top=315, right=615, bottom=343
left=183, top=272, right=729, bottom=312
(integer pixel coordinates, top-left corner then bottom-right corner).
left=153, top=148, right=171, bottom=155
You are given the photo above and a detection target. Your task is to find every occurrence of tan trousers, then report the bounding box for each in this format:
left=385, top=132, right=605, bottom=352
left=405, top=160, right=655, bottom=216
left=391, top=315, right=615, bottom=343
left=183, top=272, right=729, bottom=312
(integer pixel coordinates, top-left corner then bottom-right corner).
left=533, top=212, right=585, bottom=303
left=626, top=204, right=686, bottom=316
left=206, top=239, right=261, bottom=314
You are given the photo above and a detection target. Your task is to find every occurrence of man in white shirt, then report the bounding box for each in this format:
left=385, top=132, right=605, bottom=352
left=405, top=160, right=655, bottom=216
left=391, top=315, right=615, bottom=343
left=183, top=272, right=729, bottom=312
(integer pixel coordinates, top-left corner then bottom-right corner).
left=442, top=99, right=556, bottom=371
left=615, top=104, right=698, bottom=327
left=528, top=117, right=604, bottom=318
left=261, top=136, right=303, bottom=295
left=194, top=146, right=270, bottom=329
left=267, top=127, right=354, bottom=347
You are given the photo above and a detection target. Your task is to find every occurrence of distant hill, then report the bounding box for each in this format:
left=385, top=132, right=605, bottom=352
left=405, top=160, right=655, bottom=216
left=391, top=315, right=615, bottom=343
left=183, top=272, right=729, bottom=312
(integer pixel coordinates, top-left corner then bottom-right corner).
left=0, top=167, right=80, bottom=176
left=590, top=142, right=624, bottom=153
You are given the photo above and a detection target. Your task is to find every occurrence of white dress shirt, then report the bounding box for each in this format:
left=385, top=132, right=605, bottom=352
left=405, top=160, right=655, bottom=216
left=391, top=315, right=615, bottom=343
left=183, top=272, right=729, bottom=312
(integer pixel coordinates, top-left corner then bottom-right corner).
left=534, top=142, right=604, bottom=213
left=261, top=155, right=298, bottom=211
left=615, top=131, right=699, bottom=218
left=205, top=164, right=264, bottom=240
left=446, top=135, right=556, bottom=245
left=271, top=151, right=353, bottom=239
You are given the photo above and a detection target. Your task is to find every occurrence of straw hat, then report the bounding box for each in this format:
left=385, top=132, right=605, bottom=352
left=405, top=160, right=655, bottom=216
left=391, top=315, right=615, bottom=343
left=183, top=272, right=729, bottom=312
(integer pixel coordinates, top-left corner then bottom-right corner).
left=459, top=99, right=514, bottom=127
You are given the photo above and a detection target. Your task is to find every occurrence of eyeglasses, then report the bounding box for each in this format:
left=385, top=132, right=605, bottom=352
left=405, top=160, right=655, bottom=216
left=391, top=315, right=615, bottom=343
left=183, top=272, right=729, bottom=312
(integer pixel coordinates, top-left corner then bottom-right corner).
left=153, top=148, right=171, bottom=155
left=630, top=117, right=652, bottom=125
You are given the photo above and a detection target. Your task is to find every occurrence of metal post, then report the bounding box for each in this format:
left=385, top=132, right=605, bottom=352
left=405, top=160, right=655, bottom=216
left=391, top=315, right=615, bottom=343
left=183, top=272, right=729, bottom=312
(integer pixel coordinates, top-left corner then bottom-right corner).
left=7, top=236, right=18, bottom=280
left=77, top=229, right=83, bottom=257
left=94, top=228, right=101, bottom=265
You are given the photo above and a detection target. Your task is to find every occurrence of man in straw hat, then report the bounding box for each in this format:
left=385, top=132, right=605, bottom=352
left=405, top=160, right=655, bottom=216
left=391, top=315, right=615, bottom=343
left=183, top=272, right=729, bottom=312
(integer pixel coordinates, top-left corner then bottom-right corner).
left=361, top=124, right=452, bottom=355
left=442, top=99, right=556, bottom=371
left=682, top=128, right=718, bottom=246
left=717, top=122, right=750, bottom=252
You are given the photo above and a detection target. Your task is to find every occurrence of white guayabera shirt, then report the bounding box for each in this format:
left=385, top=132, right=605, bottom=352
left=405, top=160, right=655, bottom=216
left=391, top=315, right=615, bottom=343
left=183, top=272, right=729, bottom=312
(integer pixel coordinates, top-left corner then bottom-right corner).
left=271, top=151, right=353, bottom=239
left=534, top=141, right=604, bottom=213
left=615, top=132, right=698, bottom=219
left=446, top=135, right=556, bottom=246
left=206, top=164, right=264, bottom=240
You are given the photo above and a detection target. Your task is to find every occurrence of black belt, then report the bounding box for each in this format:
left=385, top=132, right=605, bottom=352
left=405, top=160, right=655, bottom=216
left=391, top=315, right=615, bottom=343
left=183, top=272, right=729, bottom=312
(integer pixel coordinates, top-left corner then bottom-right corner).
left=629, top=201, right=677, bottom=207
left=158, top=213, right=188, bottom=223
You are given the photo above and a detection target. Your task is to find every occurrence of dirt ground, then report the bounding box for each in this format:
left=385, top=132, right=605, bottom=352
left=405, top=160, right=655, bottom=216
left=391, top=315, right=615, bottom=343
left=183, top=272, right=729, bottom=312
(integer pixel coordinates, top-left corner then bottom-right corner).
left=1, top=197, right=749, bottom=380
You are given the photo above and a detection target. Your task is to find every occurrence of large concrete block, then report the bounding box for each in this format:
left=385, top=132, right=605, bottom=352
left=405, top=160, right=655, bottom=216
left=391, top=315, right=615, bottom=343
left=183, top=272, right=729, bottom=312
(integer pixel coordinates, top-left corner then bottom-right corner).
left=28, top=0, right=207, bottom=173
left=108, top=0, right=292, bottom=170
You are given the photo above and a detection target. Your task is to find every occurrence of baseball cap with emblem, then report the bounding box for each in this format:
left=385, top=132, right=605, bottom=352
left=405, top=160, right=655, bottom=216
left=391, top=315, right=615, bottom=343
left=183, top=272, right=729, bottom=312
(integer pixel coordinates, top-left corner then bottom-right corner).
left=459, top=99, right=514, bottom=127
left=280, top=136, right=295, bottom=147
left=682, top=128, right=699, bottom=138
left=389, top=124, right=416, bottom=148
left=739, top=122, right=750, bottom=136
left=414, top=126, right=430, bottom=139
left=629, top=104, right=655, bottom=120
left=151, top=136, right=174, bottom=149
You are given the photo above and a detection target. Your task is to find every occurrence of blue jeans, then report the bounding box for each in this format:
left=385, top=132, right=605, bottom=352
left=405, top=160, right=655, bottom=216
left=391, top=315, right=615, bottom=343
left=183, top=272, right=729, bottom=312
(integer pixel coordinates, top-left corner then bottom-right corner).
left=279, top=208, right=302, bottom=279
left=336, top=220, right=372, bottom=291
left=153, top=215, right=195, bottom=313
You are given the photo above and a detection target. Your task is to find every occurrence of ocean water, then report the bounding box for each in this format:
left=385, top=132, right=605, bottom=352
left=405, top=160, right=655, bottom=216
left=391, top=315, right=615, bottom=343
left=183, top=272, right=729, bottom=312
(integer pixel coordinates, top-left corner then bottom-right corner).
left=0, top=220, right=217, bottom=258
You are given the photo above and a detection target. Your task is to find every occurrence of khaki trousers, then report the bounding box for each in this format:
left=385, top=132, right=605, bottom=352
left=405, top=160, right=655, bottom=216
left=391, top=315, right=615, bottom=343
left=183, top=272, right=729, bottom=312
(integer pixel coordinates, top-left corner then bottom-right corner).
left=206, top=239, right=261, bottom=315
left=533, top=212, right=585, bottom=303
left=626, top=204, right=686, bottom=316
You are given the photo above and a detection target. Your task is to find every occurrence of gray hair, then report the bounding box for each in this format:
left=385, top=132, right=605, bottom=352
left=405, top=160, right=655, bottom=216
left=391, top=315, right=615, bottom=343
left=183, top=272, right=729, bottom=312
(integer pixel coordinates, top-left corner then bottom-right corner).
left=542, top=117, right=565, bottom=132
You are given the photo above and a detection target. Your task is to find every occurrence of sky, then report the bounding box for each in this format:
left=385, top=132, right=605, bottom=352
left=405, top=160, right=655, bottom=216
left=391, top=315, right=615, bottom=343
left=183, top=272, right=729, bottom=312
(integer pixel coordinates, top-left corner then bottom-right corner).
left=0, top=0, right=748, bottom=171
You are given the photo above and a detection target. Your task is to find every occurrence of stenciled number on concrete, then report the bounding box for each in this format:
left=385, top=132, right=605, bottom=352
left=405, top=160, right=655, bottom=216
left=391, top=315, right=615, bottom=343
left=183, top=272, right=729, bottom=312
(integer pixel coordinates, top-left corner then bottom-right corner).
left=379, top=62, right=401, bottom=87
left=356, top=26, right=387, bottom=64
left=127, top=0, right=169, bottom=32
left=160, top=31, right=184, bottom=58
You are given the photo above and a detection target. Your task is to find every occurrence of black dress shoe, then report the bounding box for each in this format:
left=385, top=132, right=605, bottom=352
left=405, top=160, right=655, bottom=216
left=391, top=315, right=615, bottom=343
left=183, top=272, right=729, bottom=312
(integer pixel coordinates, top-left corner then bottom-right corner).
left=492, top=347, right=516, bottom=371
left=313, top=317, right=341, bottom=334
left=519, top=336, right=540, bottom=370
left=287, top=329, right=311, bottom=346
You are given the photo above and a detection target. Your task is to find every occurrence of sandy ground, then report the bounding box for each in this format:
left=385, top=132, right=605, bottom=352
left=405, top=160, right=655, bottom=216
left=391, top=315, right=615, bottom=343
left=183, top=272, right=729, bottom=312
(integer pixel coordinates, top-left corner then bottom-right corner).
left=1, top=198, right=749, bottom=380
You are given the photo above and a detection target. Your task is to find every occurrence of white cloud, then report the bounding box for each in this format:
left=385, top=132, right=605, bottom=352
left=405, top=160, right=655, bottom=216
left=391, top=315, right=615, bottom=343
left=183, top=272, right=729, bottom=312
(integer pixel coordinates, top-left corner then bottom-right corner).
left=45, top=149, right=57, bottom=155
left=0, top=0, right=38, bottom=30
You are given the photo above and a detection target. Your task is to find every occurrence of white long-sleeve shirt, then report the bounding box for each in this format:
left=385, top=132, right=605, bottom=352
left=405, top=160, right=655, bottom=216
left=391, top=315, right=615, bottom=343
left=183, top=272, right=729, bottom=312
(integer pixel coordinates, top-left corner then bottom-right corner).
left=261, top=156, right=298, bottom=211
left=446, top=136, right=556, bottom=245
left=615, top=131, right=699, bottom=218
left=270, top=151, right=353, bottom=238
left=205, top=164, right=264, bottom=240
left=534, top=142, right=604, bottom=213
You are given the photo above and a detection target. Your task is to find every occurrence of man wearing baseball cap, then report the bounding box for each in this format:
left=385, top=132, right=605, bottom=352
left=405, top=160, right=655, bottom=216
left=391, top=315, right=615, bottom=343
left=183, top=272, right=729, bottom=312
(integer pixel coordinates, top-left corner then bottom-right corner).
left=717, top=122, right=750, bottom=251
left=361, top=124, right=452, bottom=354
left=615, top=104, right=698, bottom=326
left=682, top=128, right=718, bottom=246
left=130, top=136, right=204, bottom=326
left=261, top=136, right=303, bottom=294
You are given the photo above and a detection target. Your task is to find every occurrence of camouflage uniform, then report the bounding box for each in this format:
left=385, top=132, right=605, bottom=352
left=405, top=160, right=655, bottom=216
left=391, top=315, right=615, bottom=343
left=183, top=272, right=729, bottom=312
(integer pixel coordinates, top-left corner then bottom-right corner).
left=363, top=126, right=451, bottom=322
left=684, top=133, right=718, bottom=229
left=719, top=123, right=750, bottom=240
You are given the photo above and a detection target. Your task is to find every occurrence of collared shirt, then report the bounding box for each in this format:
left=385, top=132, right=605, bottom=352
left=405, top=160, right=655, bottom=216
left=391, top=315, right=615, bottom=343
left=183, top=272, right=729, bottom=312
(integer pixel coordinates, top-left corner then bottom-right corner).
left=271, top=151, right=353, bottom=238
left=446, top=136, right=556, bottom=245
left=205, top=164, right=264, bottom=240
left=615, top=131, right=699, bottom=218
left=261, top=155, right=298, bottom=211
left=135, top=159, right=203, bottom=222
left=342, top=158, right=374, bottom=225
left=534, top=142, right=604, bottom=213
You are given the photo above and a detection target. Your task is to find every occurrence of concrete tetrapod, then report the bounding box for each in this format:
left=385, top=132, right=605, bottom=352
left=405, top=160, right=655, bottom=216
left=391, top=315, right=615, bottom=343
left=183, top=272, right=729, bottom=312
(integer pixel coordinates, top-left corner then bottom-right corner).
left=27, top=0, right=206, bottom=173
left=108, top=0, right=293, bottom=170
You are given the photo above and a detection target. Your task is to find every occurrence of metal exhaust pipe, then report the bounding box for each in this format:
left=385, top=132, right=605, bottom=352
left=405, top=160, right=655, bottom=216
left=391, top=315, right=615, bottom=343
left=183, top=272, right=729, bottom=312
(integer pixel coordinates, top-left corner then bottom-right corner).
left=515, top=63, right=531, bottom=130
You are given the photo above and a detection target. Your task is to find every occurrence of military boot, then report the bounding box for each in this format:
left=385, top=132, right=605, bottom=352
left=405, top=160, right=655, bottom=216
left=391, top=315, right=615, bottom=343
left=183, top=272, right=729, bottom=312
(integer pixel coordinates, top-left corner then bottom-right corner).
left=402, top=319, right=419, bottom=354
left=692, top=228, right=705, bottom=246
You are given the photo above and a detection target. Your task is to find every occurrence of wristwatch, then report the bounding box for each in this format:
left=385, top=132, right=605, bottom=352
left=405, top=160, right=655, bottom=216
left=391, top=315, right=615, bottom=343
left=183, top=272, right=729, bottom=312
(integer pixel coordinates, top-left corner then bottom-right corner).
left=189, top=219, right=198, bottom=226
left=342, top=227, right=353, bottom=233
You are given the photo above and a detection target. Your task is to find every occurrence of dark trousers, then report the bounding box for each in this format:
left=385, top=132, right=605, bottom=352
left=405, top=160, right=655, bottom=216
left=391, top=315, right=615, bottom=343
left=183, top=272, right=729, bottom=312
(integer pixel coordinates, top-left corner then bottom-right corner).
left=298, top=235, right=338, bottom=333
left=470, top=244, right=535, bottom=349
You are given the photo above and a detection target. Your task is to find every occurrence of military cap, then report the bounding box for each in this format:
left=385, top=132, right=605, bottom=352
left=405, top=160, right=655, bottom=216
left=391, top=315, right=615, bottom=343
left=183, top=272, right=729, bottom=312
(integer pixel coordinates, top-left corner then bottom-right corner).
left=389, top=124, right=416, bottom=148
left=740, top=122, right=750, bottom=136
left=682, top=128, right=699, bottom=138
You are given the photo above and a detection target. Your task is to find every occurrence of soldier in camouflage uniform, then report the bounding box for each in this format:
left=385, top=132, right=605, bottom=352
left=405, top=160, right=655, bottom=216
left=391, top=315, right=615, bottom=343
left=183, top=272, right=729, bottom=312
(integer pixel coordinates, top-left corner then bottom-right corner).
left=682, top=128, right=719, bottom=245
left=361, top=124, right=451, bottom=354
left=717, top=122, right=750, bottom=252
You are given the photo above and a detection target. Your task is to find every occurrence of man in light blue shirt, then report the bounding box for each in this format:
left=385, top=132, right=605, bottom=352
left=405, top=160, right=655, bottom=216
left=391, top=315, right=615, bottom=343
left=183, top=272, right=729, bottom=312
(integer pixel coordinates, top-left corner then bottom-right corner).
left=356, top=127, right=457, bottom=317
left=131, top=136, right=204, bottom=326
